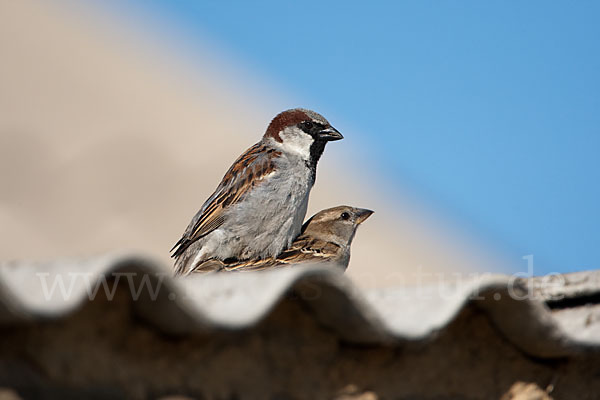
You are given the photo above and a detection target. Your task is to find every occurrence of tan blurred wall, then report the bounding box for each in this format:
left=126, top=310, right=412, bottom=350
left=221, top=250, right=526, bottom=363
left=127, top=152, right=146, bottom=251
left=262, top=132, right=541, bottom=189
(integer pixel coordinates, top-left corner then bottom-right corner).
left=0, top=0, right=507, bottom=287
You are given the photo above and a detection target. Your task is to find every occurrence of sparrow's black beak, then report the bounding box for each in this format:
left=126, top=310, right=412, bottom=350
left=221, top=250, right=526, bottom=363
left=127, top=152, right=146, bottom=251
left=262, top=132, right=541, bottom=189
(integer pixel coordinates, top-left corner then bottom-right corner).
left=355, top=208, right=374, bottom=224
left=318, top=126, right=344, bottom=141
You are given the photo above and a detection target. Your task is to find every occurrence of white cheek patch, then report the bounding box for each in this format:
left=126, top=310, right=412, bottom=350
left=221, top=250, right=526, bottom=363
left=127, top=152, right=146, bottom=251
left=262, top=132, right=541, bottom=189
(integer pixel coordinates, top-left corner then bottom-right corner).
left=278, top=126, right=314, bottom=160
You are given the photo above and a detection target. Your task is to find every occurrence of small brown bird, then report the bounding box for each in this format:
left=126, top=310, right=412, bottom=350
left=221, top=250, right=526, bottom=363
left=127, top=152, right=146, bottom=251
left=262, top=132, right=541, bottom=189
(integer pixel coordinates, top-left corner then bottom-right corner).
left=171, top=108, right=343, bottom=276
left=194, top=205, right=373, bottom=272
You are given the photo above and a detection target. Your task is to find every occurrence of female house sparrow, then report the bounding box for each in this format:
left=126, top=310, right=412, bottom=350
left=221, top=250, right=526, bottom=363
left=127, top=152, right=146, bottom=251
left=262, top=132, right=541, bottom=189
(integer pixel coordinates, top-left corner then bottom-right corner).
left=195, top=206, right=374, bottom=272
left=172, top=109, right=343, bottom=276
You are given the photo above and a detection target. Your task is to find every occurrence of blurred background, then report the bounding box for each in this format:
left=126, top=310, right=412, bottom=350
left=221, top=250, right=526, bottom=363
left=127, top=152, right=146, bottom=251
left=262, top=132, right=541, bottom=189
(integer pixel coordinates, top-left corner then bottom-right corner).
left=1, top=0, right=598, bottom=287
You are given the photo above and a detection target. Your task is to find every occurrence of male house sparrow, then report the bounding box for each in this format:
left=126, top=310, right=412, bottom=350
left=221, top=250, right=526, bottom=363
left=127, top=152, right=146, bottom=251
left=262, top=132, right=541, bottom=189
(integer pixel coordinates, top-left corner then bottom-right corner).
left=195, top=206, right=374, bottom=272
left=172, top=109, right=343, bottom=276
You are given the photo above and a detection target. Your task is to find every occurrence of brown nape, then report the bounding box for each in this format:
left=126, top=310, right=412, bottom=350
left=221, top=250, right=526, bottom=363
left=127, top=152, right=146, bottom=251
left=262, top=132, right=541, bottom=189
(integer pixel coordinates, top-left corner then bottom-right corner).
left=302, top=215, right=342, bottom=238
left=308, top=206, right=354, bottom=224
left=263, top=109, right=310, bottom=142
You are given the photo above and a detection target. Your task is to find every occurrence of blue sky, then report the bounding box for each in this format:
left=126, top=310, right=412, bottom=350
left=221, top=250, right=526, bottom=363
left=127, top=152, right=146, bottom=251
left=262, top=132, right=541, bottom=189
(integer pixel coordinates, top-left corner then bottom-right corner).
left=102, top=0, right=600, bottom=275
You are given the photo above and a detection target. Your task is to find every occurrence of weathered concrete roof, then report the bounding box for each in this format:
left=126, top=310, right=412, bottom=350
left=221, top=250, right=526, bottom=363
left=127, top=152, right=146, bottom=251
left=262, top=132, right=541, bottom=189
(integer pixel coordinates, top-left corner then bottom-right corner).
left=1, top=253, right=598, bottom=360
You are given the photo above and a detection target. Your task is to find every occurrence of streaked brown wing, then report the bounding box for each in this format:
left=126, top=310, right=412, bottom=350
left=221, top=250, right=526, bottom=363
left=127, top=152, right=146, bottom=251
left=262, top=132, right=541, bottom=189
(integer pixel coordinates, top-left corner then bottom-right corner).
left=188, top=257, right=280, bottom=273
left=190, top=259, right=228, bottom=273
left=171, top=143, right=280, bottom=258
left=277, top=236, right=341, bottom=263
left=221, top=236, right=341, bottom=272
left=222, top=257, right=280, bottom=272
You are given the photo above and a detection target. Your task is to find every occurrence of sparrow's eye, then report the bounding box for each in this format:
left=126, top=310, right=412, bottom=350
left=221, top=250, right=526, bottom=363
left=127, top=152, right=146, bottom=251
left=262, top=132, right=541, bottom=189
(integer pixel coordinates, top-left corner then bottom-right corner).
left=341, top=212, right=351, bottom=220
left=303, top=121, right=314, bottom=130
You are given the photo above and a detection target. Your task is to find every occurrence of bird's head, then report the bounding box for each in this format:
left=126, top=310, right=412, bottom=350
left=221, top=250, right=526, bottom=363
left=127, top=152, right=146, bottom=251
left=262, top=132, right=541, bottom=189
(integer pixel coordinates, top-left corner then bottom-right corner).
left=263, top=108, right=343, bottom=162
left=301, top=205, right=374, bottom=247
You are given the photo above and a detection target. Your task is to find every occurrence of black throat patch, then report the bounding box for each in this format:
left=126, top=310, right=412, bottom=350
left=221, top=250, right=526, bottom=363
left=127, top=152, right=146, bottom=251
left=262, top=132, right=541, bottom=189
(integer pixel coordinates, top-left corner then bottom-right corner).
left=306, top=139, right=327, bottom=182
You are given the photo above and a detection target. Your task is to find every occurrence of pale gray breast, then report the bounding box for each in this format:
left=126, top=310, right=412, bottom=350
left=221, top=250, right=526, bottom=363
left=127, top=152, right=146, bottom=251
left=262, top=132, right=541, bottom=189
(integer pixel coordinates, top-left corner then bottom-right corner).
left=224, top=153, right=314, bottom=257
